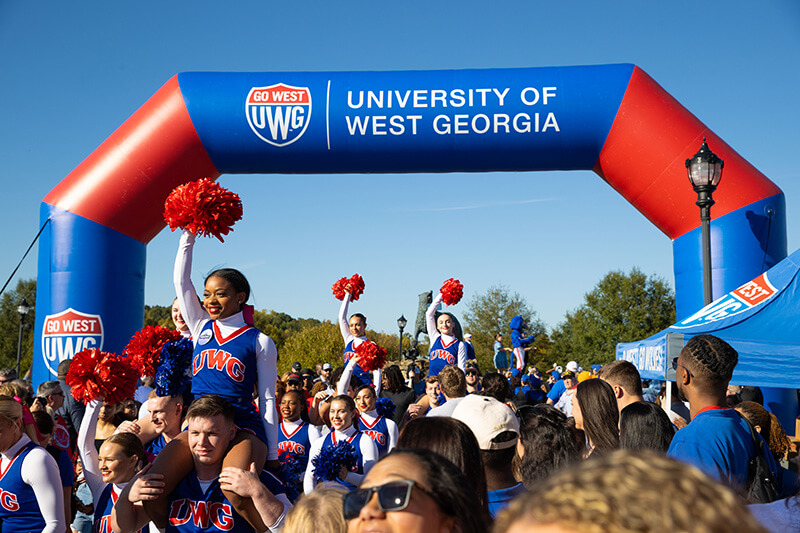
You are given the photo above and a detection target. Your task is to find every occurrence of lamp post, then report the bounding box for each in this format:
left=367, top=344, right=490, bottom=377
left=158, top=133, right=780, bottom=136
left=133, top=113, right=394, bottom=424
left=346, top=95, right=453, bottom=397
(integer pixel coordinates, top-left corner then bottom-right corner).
left=686, top=138, right=724, bottom=306
left=397, top=315, right=407, bottom=360
left=16, top=298, right=30, bottom=378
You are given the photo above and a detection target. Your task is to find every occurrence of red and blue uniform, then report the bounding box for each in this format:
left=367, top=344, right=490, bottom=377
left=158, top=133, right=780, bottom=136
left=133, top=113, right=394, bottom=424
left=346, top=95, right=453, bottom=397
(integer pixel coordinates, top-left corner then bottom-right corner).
left=428, top=336, right=460, bottom=377
left=344, top=341, right=373, bottom=387
left=94, top=485, right=145, bottom=533
left=319, top=431, right=365, bottom=490
left=277, top=421, right=312, bottom=471
left=167, top=470, right=285, bottom=532
left=355, top=415, right=391, bottom=457
left=192, top=321, right=267, bottom=443
left=0, top=442, right=45, bottom=533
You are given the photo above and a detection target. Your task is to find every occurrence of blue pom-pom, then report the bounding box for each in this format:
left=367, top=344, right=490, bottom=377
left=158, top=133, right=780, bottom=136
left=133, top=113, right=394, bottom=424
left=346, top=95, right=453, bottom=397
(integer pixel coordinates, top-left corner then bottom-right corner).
left=155, top=338, right=193, bottom=397
left=313, top=441, right=357, bottom=482
left=278, top=456, right=305, bottom=503
left=375, top=397, right=395, bottom=419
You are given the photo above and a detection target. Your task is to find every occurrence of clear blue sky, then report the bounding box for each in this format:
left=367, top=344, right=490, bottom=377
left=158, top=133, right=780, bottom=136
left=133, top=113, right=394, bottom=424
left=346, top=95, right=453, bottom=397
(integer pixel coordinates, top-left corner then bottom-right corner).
left=1, top=1, right=799, bottom=337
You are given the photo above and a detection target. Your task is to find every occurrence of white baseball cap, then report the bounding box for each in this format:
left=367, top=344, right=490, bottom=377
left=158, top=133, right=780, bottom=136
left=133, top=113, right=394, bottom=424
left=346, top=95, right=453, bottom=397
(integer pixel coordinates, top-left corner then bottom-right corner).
left=566, top=361, right=579, bottom=373
left=452, top=394, right=519, bottom=450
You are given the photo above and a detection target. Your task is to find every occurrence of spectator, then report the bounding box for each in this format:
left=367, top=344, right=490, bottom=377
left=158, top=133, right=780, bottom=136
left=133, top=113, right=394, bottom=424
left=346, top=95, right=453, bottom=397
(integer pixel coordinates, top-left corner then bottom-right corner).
left=597, top=359, right=644, bottom=412
left=571, top=378, right=619, bottom=457
left=379, top=365, right=416, bottom=425
left=552, top=371, right=578, bottom=416
left=56, top=359, right=85, bottom=452
left=31, top=410, right=73, bottom=526
left=344, top=448, right=489, bottom=533
left=735, top=401, right=792, bottom=465
left=405, top=376, right=443, bottom=422
left=318, top=363, right=333, bottom=385
left=494, top=450, right=769, bottom=533
left=428, top=365, right=467, bottom=417
left=0, top=367, right=17, bottom=385
left=283, top=486, right=347, bottom=533
left=452, top=394, right=524, bottom=518
left=300, top=369, right=316, bottom=393
left=398, top=416, right=489, bottom=517
left=619, top=401, right=675, bottom=454
left=516, top=404, right=583, bottom=489
left=667, top=334, right=794, bottom=499
left=465, top=365, right=482, bottom=394
left=463, top=333, right=476, bottom=361
left=481, top=372, right=511, bottom=405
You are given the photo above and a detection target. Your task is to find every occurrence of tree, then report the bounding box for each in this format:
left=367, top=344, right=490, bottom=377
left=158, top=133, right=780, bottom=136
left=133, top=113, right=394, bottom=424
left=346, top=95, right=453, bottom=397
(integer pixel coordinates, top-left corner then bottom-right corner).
left=144, top=304, right=172, bottom=328
left=549, top=268, right=676, bottom=368
left=0, top=279, right=36, bottom=373
left=462, top=285, right=547, bottom=373
left=279, top=321, right=344, bottom=374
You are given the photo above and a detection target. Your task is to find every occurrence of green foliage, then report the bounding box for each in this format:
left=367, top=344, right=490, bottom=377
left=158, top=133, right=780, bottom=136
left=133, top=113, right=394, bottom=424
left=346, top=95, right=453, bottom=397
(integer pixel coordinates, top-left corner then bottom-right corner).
left=253, top=310, right=320, bottom=353
left=462, top=285, right=547, bottom=373
left=144, top=304, right=172, bottom=328
left=549, top=268, right=676, bottom=368
left=278, top=321, right=344, bottom=375
left=0, top=279, right=36, bottom=373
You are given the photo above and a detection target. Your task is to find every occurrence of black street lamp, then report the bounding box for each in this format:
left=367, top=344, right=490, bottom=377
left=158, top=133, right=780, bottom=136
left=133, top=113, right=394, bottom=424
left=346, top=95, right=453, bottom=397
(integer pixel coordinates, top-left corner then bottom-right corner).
left=16, top=298, right=31, bottom=378
left=686, top=138, right=724, bottom=306
left=397, top=315, right=407, bottom=361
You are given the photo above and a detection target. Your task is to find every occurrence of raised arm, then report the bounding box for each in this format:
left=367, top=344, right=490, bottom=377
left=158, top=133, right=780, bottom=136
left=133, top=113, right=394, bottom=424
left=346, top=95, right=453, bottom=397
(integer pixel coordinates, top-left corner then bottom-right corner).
left=77, top=399, right=106, bottom=503
left=338, top=356, right=358, bottom=395
left=256, top=334, right=279, bottom=462
left=426, top=292, right=443, bottom=341
left=173, top=229, right=207, bottom=335
left=338, top=293, right=353, bottom=342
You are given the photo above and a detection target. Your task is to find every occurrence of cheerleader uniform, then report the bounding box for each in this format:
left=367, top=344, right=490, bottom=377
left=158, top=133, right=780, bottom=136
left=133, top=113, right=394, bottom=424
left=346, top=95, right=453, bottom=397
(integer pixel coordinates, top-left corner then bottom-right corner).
left=277, top=419, right=322, bottom=472
left=303, top=425, right=378, bottom=494
left=426, top=292, right=467, bottom=376
left=175, top=230, right=279, bottom=460
left=338, top=294, right=381, bottom=387
left=166, top=469, right=290, bottom=533
left=354, top=410, right=398, bottom=457
left=0, top=435, right=64, bottom=533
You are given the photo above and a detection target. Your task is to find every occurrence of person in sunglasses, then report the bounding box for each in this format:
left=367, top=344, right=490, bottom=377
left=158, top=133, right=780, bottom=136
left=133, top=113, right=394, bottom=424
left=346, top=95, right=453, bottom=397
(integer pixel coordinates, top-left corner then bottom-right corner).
left=303, top=395, right=379, bottom=494
left=344, top=448, right=489, bottom=533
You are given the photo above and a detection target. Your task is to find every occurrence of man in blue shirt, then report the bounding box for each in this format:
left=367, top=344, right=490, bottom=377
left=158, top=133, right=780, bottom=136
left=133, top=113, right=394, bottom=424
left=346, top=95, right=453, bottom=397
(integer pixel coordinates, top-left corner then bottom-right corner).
left=667, top=335, right=796, bottom=499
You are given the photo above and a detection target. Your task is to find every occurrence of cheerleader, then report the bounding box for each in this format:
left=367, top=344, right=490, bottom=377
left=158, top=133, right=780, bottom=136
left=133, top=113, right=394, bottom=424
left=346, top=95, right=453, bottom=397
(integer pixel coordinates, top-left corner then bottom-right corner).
left=353, top=385, right=397, bottom=457
left=278, top=390, right=323, bottom=498
left=303, top=395, right=378, bottom=494
left=426, top=291, right=467, bottom=376
left=0, top=396, right=65, bottom=533
left=338, top=293, right=381, bottom=388
left=143, top=229, right=279, bottom=530
left=77, top=399, right=147, bottom=533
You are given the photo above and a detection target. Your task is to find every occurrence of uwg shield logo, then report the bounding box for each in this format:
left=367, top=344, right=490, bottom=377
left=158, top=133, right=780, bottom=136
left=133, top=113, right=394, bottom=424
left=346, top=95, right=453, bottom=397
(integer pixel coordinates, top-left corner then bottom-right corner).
left=246, top=83, right=312, bottom=147
left=42, top=309, right=104, bottom=375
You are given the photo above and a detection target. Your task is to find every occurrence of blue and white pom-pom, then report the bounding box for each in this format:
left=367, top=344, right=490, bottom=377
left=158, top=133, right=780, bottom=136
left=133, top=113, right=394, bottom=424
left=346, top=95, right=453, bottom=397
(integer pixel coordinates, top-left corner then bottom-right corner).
left=375, top=397, right=395, bottom=419
left=312, top=441, right=357, bottom=482
left=154, top=337, right=193, bottom=397
left=278, top=456, right=304, bottom=502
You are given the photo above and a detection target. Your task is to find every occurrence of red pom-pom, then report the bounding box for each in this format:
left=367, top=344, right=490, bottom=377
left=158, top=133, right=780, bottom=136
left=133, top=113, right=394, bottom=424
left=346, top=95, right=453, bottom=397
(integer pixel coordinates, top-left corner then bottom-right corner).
left=163, top=178, right=243, bottom=242
left=65, top=349, right=139, bottom=405
left=440, top=278, right=464, bottom=306
left=332, top=277, right=348, bottom=300
left=346, top=274, right=365, bottom=301
left=123, top=326, right=182, bottom=378
left=355, top=341, right=386, bottom=372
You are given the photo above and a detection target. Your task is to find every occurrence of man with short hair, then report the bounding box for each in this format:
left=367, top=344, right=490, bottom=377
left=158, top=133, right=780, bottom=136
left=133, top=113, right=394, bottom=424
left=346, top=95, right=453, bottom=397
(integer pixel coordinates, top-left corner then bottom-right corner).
left=114, top=395, right=291, bottom=532
left=37, top=380, right=65, bottom=412
left=36, top=380, right=72, bottom=453
left=118, top=391, right=186, bottom=455
left=55, top=359, right=85, bottom=452
left=453, top=394, right=525, bottom=518
left=465, top=365, right=482, bottom=394
left=552, top=371, right=578, bottom=416
left=428, top=365, right=467, bottom=417
left=598, top=360, right=645, bottom=412
left=667, top=335, right=794, bottom=497
left=0, top=367, right=16, bottom=385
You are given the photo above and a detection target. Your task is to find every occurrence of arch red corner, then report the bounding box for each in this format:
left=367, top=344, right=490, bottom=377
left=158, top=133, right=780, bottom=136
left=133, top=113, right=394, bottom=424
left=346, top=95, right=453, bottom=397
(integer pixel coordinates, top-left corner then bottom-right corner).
left=43, top=76, right=220, bottom=244
left=594, top=66, right=782, bottom=240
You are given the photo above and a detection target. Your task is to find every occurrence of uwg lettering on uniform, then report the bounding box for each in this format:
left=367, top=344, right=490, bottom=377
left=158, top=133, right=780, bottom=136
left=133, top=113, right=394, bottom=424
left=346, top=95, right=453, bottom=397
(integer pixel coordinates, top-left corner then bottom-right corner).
left=193, top=349, right=245, bottom=382
left=169, top=499, right=234, bottom=531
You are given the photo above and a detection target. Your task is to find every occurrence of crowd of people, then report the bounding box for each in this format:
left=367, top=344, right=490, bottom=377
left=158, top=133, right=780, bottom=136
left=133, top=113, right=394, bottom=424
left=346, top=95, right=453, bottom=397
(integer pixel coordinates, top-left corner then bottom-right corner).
left=2, top=230, right=799, bottom=532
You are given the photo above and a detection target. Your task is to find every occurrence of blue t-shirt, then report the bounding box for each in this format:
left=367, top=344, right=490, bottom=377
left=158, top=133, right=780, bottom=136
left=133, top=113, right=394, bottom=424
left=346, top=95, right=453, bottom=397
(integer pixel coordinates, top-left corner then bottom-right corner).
left=546, top=380, right=566, bottom=402
left=667, top=408, right=779, bottom=493
left=487, top=482, right=526, bottom=518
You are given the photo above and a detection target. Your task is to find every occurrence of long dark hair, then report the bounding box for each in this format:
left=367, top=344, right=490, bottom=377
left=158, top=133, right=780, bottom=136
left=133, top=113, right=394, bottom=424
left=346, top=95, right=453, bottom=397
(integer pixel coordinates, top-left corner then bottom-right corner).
left=576, top=379, right=619, bottom=453
left=619, top=401, right=675, bottom=454
left=397, top=417, right=489, bottom=517
left=517, top=404, right=583, bottom=488
left=384, top=448, right=489, bottom=533
left=382, top=365, right=406, bottom=393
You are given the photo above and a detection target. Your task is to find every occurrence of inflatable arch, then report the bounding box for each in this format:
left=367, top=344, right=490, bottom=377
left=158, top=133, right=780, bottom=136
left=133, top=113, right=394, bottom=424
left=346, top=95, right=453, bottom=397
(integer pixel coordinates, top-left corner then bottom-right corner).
left=34, top=64, right=786, bottom=384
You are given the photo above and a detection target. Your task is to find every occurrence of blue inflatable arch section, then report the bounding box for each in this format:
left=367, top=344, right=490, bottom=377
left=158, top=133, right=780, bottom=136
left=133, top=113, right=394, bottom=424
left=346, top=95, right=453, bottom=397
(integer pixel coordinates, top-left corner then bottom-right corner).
left=35, top=64, right=786, bottom=386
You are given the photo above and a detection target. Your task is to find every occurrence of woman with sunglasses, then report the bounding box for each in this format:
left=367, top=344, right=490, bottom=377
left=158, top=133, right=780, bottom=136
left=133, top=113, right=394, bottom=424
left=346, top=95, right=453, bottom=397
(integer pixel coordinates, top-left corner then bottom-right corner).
left=344, top=448, right=489, bottom=533
left=303, top=395, right=378, bottom=494
left=0, top=395, right=66, bottom=533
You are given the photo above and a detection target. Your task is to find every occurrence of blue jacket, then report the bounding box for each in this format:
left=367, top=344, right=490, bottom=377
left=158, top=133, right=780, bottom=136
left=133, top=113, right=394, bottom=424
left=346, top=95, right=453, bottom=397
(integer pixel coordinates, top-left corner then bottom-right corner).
left=509, top=315, right=535, bottom=349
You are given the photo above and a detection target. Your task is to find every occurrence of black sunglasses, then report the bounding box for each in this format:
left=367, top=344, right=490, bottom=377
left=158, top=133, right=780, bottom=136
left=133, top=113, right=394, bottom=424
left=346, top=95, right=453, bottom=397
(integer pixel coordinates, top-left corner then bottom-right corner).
left=343, top=480, right=427, bottom=520
left=671, top=357, right=694, bottom=378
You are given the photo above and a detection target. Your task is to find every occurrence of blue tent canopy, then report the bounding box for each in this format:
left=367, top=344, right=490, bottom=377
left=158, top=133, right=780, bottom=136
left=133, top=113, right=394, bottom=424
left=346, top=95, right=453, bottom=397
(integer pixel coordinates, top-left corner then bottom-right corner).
left=617, top=248, right=800, bottom=389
